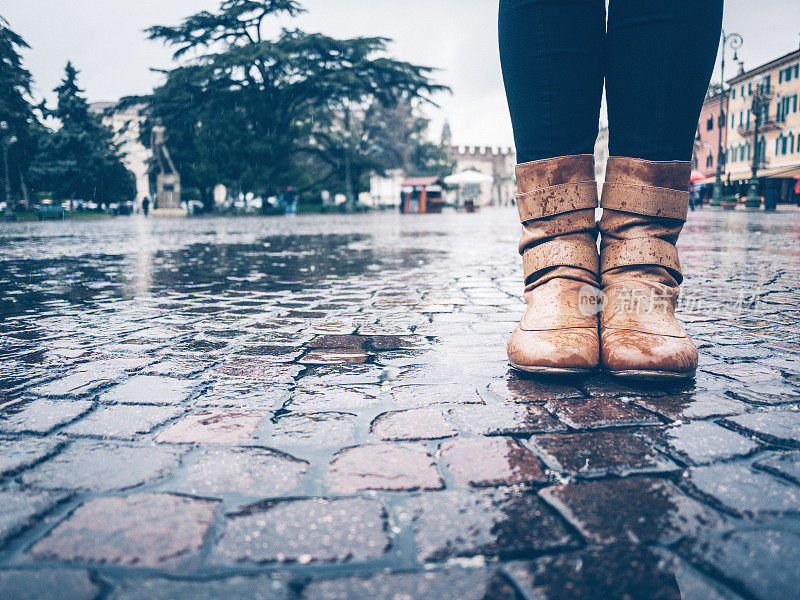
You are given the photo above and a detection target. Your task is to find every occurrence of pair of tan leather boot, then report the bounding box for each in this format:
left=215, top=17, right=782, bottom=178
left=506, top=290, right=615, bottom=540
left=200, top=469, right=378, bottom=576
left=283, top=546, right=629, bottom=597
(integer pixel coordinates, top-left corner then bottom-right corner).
left=506, top=155, right=697, bottom=380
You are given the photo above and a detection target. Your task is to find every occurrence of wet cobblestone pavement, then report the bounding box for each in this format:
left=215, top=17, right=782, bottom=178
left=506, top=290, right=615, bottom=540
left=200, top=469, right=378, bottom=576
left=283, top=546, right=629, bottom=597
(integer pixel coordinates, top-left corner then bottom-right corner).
left=1, top=207, right=799, bottom=599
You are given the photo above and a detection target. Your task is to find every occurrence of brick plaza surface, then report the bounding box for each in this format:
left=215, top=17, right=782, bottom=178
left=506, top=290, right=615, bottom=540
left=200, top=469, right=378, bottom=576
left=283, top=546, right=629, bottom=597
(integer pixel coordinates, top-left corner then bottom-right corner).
left=0, top=207, right=799, bottom=599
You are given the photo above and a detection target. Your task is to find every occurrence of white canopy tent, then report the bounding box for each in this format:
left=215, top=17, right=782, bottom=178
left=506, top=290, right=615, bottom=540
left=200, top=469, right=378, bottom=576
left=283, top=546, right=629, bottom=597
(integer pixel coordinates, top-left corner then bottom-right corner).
left=444, top=169, right=494, bottom=185
left=444, top=170, right=495, bottom=209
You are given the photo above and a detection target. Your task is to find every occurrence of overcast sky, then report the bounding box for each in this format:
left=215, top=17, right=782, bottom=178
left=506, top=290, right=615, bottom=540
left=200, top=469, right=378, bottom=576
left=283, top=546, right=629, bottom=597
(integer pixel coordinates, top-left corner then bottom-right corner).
left=3, top=0, right=800, bottom=148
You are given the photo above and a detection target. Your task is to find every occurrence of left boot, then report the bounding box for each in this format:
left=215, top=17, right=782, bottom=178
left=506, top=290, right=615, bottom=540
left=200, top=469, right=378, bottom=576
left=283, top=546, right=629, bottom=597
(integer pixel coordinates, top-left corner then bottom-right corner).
left=598, top=157, right=698, bottom=380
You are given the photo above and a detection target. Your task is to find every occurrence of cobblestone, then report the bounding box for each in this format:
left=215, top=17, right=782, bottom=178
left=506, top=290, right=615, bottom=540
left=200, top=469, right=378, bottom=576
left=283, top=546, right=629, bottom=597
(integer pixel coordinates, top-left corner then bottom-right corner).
left=0, top=399, right=93, bottom=434
left=439, top=437, right=547, bottom=487
left=328, top=442, right=443, bottom=493
left=406, top=488, right=576, bottom=561
left=370, top=407, right=456, bottom=441
left=721, top=409, right=800, bottom=447
left=687, top=463, right=800, bottom=515
left=540, top=477, right=726, bottom=545
left=754, top=450, right=800, bottom=484
left=169, top=446, right=307, bottom=499
left=545, top=396, right=661, bottom=429
left=214, top=497, right=388, bottom=564
left=680, top=529, right=800, bottom=600
left=1, top=208, right=799, bottom=596
left=0, top=488, right=67, bottom=545
left=0, top=436, right=61, bottom=477
left=505, top=546, right=739, bottom=600
left=302, top=569, right=521, bottom=600
left=644, top=421, right=760, bottom=465
left=111, top=575, right=288, bottom=600
left=63, top=404, right=183, bottom=440
left=21, top=440, right=184, bottom=492
left=0, top=568, right=100, bottom=600
left=531, top=429, right=679, bottom=478
left=155, top=409, right=266, bottom=445
left=99, top=375, right=197, bottom=405
left=30, top=493, right=218, bottom=566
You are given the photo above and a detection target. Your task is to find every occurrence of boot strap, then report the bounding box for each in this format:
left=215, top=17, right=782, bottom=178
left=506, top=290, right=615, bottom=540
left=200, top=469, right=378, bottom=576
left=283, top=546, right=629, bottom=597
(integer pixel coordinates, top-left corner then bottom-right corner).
left=601, top=183, right=689, bottom=221
left=523, top=237, right=600, bottom=282
left=601, top=238, right=682, bottom=283
left=517, top=181, right=598, bottom=222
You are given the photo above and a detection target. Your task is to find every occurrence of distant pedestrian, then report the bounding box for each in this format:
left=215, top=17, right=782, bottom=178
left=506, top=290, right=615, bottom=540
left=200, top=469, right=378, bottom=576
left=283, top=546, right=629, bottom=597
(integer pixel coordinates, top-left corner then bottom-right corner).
left=500, top=0, right=721, bottom=380
left=142, top=196, right=150, bottom=216
left=284, top=186, right=299, bottom=215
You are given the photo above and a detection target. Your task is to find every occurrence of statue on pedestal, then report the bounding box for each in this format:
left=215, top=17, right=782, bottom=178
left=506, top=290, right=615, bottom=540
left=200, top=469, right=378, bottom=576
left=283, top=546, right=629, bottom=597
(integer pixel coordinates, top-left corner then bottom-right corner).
left=150, top=119, right=182, bottom=211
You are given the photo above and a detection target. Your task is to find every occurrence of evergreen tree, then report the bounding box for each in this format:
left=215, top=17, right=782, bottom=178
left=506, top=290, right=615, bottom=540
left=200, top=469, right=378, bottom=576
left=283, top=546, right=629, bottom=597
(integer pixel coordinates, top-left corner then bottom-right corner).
left=125, top=0, right=448, bottom=209
left=30, top=62, right=135, bottom=204
left=0, top=14, right=40, bottom=206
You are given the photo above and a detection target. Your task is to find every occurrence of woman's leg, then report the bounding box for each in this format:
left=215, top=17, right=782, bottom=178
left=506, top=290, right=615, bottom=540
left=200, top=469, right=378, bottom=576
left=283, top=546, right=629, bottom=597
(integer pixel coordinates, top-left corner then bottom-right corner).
left=499, top=0, right=607, bottom=374
left=499, top=0, right=606, bottom=163
left=599, top=0, right=724, bottom=380
left=605, top=0, right=724, bottom=160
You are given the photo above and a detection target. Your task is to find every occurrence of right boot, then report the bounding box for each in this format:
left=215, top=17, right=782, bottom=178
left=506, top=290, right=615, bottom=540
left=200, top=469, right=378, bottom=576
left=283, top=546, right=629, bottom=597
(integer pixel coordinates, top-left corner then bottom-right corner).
left=506, top=155, right=601, bottom=375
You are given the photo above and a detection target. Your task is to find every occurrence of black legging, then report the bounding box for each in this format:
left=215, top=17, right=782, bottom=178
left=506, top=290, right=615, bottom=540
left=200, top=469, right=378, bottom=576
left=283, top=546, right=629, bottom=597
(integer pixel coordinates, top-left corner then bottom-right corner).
left=499, top=0, right=724, bottom=164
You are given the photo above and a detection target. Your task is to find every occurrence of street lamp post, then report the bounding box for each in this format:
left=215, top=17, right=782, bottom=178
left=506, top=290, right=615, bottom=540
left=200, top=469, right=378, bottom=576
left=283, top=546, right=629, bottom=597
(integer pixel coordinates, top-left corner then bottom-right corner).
left=711, top=30, right=743, bottom=207
left=745, top=80, right=771, bottom=209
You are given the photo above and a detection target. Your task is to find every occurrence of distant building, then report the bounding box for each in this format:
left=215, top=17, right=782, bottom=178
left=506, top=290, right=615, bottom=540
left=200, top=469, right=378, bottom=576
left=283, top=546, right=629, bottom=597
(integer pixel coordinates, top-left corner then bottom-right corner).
left=449, top=145, right=516, bottom=206
left=697, top=44, right=800, bottom=203
left=694, top=94, right=728, bottom=179
left=89, top=102, right=151, bottom=206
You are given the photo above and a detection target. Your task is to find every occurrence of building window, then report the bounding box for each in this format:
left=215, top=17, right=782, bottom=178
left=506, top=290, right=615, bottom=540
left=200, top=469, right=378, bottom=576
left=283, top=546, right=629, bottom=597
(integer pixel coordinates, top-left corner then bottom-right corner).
left=706, top=155, right=713, bottom=168
left=732, top=88, right=736, bottom=100
left=706, top=115, right=714, bottom=130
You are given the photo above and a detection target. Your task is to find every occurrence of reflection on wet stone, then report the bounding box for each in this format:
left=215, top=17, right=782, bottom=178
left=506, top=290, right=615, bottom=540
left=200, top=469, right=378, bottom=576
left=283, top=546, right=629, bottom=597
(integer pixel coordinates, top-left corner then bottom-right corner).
left=680, top=529, right=800, bottom=600
left=506, top=546, right=705, bottom=600
left=449, top=403, right=565, bottom=436
left=439, top=437, right=548, bottom=487
left=1, top=208, right=799, bottom=594
left=541, top=478, right=727, bottom=545
left=531, top=430, right=678, bottom=477
left=687, top=463, right=800, bottom=515
left=99, top=375, right=197, bottom=405
left=545, top=396, right=661, bottom=429
left=645, top=421, right=759, bottom=465
left=407, top=488, right=576, bottom=561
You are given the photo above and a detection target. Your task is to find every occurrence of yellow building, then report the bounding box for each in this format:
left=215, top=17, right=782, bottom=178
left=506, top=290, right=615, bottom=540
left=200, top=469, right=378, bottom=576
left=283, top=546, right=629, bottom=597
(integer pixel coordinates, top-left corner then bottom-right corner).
left=723, top=46, right=800, bottom=204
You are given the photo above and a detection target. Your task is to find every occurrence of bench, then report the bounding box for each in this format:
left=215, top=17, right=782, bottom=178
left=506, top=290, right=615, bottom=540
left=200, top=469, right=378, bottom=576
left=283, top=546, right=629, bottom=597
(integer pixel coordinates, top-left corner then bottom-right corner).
left=37, top=205, right=65, bottom=220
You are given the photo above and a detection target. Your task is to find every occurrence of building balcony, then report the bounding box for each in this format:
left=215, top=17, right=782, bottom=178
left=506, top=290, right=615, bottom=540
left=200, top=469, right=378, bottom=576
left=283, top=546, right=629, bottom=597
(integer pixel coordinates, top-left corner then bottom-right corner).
left=737, top=120, right=782, bottom=137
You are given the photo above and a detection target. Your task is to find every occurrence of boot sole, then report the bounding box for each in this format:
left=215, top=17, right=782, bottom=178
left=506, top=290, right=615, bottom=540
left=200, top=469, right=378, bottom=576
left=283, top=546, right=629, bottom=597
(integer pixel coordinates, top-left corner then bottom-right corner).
left=509, top=362, right=596, bottom=376
left=605, top=368, right=696, bottom=382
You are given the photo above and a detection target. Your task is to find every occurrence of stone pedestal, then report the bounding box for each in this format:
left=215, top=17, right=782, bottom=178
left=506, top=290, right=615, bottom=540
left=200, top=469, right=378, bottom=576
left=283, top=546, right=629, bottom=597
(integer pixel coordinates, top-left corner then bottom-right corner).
left=154, top=173, right=187, bottom=217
